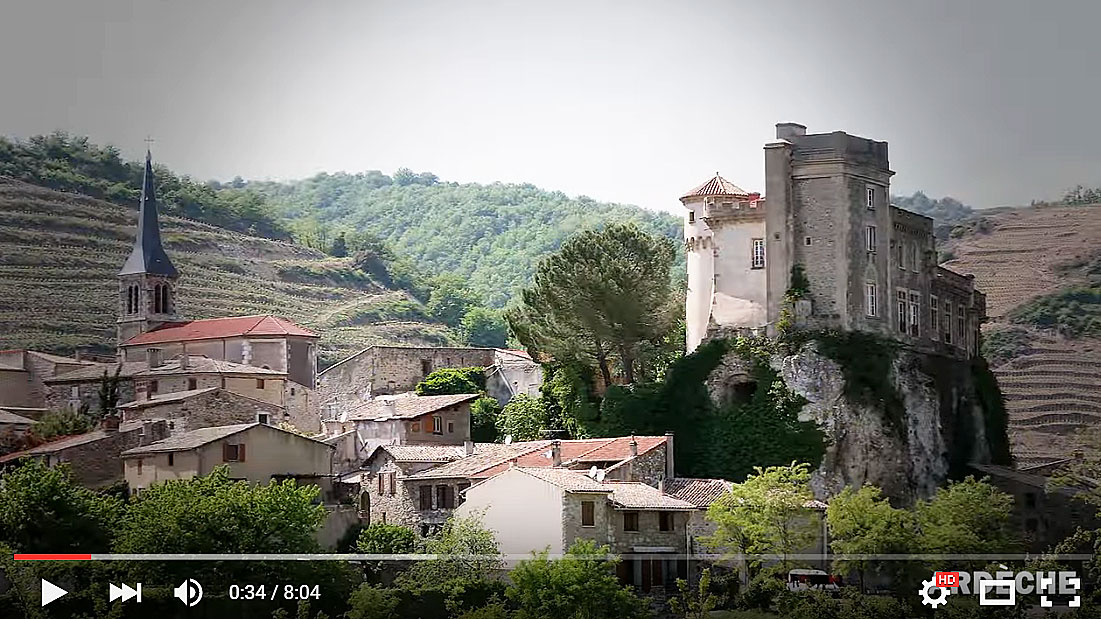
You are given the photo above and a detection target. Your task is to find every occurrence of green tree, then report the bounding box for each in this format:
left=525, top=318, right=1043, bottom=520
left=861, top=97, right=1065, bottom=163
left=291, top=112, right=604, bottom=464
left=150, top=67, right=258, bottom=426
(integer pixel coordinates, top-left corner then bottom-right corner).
left=470, top=396, right=501, bottom=443
left=669, top=567, right=719, bottom=619
left=506, top=539, right=649, bottom=619
left=114, top=466, right=328, bottom=582
left=356, top=523, right=416, bottom=554
left=97, top=364, right=122, bottom=419
left=462, top=307, right=509, bottom=348
left=331, top=231, right=348, bottom=257
left=416, top=367, right=486, bottom=396
left=706, top=462, right=819, bottom=574
left=30, top=409, right=91, bottom=440
left=0, top=459, right=120, bottom=552
left=399, top=514, right=502, bottom=585
left=507, top=223, right=678, bottom=386
left=915, top=476, right=1017, bottom=559
left=396, top=515, right=505, bottom=616
left=346, top=585, right=402, bottom=619
left=428, top=276, right=483, bottom=328
left=1052, top=426, right=1101, bottom=514
left=495, top=394, right=550, bottom=442
left=826, top=485, right=916, bottom=591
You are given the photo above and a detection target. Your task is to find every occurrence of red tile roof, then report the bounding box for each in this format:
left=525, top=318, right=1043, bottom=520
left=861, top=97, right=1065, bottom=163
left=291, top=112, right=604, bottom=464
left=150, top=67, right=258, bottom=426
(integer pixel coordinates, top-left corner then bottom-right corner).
left=680, top=174, right=754, bottom=200
left=461, top=436, right=668, bottom=480
left=121, top=315, right=318, bottom=346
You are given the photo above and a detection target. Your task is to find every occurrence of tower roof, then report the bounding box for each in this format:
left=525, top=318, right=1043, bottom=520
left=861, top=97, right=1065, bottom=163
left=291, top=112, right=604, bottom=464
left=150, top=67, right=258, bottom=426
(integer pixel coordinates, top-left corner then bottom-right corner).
left=119, top=150, right=178, bottom=277
left=680, top=173, right=752, bottom=201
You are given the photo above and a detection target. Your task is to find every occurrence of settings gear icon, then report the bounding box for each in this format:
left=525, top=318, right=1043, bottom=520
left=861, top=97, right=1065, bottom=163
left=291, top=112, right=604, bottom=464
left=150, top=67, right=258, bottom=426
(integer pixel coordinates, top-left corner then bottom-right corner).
left=919, top=579, right=951, bottom=608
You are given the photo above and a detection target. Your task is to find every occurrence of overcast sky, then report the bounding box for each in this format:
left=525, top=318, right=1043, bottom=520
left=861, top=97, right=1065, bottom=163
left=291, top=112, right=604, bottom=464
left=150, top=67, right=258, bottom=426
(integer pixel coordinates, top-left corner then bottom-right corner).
left=1, top=0, right=1098, bottom=213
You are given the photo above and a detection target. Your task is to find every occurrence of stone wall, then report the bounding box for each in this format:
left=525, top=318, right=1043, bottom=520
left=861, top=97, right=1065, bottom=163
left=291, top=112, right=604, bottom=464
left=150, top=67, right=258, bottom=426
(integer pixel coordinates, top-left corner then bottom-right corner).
left=51, top=420, right=169, bottom=488
left=319, top=347, right=497, bottom=411
left=119, top=389, right=287, bottom=433
left=603, top=444, right=670, bottom=487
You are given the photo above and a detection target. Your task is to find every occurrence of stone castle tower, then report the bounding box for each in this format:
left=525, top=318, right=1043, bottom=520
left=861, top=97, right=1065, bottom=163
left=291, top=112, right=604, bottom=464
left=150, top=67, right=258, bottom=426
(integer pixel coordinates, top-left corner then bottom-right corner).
left=683, top=123, right=986, bottom=358
left=117, top=150, right=180, bottom=347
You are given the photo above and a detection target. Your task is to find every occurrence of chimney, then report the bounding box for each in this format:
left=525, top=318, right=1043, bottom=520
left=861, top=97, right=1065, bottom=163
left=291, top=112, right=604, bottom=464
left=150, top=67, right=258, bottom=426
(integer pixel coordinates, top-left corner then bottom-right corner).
left=141, top=420, right=154, bottom=444
left=74, top=349, right=84, bottom=362
left=551, top=440, right=562, bottom=467
left=146, top=347, right=162, bottom=368
left=628, top=436, right=638, bottom=458
left=135, top=382, right=149, bottom=402
left=664, top=432, right=675, bottom=481
left=464, top=440, right=475, bottom=456
left=101, top=415, right=120, bottom=432
left=658, top=477, right=665, bottom=493
left=775, top=122, right=807, bottom=140
left=179, top=354, right=189, bottom=370
left=508, top=457, right=518, bottom=469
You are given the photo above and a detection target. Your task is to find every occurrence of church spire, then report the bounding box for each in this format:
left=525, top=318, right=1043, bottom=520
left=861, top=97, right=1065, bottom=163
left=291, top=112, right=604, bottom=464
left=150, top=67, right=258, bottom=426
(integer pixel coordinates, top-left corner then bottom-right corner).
left=119, top=150, right=178, bottom=277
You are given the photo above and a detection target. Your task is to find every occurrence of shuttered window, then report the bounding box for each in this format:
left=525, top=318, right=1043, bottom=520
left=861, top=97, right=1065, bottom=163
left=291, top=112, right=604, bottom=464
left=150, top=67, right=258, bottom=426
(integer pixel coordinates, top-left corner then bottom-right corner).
left=581, top=501, right=595, bottom=527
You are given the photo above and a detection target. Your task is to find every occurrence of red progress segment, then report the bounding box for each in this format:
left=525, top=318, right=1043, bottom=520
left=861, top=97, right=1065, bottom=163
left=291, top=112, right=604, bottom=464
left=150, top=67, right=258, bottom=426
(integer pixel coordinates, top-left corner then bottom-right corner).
left=14, top=554, right=92, bottom=561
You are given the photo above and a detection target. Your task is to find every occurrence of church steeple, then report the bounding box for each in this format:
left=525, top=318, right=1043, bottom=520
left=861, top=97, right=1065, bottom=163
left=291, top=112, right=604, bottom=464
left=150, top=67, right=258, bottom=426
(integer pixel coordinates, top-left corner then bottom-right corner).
left=119, top=150, right=177, bottom=277
left=117, top=149, right=180, bottom=350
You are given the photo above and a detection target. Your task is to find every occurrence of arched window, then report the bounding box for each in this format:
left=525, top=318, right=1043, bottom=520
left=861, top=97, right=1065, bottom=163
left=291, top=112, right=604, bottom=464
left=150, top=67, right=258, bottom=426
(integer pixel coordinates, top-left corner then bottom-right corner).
left=161, top=284, right=170, bottom=314
left=130, top=285, right=138, bottom=314
left=153, top=284, right=162, bottom=314
left=358, top=492, right=370, bottom=521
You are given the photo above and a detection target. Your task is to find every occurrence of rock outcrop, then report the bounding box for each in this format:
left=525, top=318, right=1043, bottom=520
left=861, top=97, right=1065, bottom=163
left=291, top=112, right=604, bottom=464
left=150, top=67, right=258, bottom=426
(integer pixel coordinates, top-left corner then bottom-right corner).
left=707, top=340, right=1000, bottom=505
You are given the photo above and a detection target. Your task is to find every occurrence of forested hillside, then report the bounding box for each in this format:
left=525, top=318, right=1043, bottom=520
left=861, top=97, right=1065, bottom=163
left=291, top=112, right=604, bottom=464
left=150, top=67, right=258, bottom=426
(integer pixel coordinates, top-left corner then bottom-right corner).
left=0, top=133, right=685, bottom=309
left=250, top=172, right=685, bottom=307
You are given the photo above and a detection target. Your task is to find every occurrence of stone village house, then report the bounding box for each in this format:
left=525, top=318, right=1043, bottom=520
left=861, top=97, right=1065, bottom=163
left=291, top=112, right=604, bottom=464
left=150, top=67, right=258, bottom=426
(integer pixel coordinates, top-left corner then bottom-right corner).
left=350, top=435, right=674, bottom=537
left=456, top=466, right=697, bottom=593
left=0, top=417, right=169, bottom=487
left=317, top=345, right=543, bottom=416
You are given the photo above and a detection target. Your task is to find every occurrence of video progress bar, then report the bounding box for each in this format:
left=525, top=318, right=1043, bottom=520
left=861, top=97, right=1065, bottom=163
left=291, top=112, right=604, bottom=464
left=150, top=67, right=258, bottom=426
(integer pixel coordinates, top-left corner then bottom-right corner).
left=14, top=553, right=1097, bottom=562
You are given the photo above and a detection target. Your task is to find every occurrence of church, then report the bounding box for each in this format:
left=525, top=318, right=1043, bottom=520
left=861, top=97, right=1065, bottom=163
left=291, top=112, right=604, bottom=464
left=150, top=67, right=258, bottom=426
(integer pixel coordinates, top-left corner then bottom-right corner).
left=44, top=151, right=322, bottom=432
left=682, top=123, right=986, bottom=359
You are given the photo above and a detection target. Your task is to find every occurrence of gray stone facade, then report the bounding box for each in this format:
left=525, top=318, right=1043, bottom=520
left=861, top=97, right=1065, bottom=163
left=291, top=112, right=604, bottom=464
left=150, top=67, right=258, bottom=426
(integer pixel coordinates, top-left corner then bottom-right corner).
left=318, top=346, right=542, bottom=416
left=685, top=123, right=986, bottom=359
left=0, top=419, right=169, bottom=488
left=118, top=388, right=288, bottom=433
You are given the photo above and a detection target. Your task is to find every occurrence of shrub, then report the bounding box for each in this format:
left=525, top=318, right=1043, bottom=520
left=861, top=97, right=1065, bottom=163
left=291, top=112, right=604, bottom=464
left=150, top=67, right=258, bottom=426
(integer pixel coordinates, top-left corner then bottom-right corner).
left=981, top=327, right=1031, bottom=366
left=416, top=367, right=486, bottom=396
left=1009, top=285, right=1101, bottom=337
left=356, top=524, right=416, bottom=554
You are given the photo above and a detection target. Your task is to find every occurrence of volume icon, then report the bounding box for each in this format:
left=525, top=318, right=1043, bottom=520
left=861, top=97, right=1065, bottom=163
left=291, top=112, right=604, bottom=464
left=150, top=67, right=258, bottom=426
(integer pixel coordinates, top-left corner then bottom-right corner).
left=109, top=582, right=141, bottom=603
left=174, top=579, right=203, bottom=607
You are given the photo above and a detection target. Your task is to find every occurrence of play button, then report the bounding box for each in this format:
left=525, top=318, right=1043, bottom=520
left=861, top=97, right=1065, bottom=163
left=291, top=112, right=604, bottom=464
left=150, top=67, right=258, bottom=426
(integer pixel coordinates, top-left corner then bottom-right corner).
left=41, top=579, right=68, bottom=606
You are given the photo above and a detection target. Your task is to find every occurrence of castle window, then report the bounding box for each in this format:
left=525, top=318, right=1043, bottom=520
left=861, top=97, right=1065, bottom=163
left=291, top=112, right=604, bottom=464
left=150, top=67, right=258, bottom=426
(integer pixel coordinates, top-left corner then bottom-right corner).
left=447, top=421, right=454, bottom=434
left=866, top=186, right=875, bottom=209
left=865, top=283, right=878, bottom=317
left=750, top=239, right=765, bottom=269
left=153, top=284, right=162, bottom=314
left=688, top=211, right=695, bottom=224
left=897, top=290, right=908, bottom=333
left=187, top=378, right=197, bottom=390
left=804, top=236, right=812, bottom=246
left=865, top=226, right=877, bottom=253
left=256, top=379, right=265, bottom=390
left=930, top=295, right=939, bottom=336
left=161, top=284, right=170, bottom=314
left=432, top=415, right=443, bottom=434
left=943, top=301, right=953, bottom=344
left=909, top=292, right=921, bottom=337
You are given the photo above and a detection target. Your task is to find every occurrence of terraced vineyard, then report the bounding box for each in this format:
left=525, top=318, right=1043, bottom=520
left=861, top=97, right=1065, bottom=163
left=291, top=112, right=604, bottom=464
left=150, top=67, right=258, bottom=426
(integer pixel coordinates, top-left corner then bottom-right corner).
left=0, top=178, right=453, bottom=367
left=945, top=204, right=1101, bottom=466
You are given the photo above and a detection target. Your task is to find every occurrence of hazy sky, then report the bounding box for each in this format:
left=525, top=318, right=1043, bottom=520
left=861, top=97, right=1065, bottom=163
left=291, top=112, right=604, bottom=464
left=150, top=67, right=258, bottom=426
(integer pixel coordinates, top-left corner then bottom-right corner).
left=2, top=0, right=1099, bottom=213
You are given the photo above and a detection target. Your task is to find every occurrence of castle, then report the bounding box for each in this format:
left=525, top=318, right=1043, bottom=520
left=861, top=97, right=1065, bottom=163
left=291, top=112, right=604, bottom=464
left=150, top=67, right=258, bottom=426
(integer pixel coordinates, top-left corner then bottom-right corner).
left=682, top=123, right=986, bottom=357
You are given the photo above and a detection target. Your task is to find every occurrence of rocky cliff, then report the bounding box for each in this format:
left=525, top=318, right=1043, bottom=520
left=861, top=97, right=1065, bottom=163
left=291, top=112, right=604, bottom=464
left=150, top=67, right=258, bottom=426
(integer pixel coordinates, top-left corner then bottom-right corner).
left=705, top=334, right=1010, bottom=505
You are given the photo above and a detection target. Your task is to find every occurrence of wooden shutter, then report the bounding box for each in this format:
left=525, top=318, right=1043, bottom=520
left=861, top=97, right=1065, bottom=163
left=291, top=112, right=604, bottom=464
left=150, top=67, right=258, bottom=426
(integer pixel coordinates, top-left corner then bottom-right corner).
left=419, top=486, right=433, bottom=510
left=238, top=444, right=246, bottom=462
left=223, top=443, right=232, bottom=462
